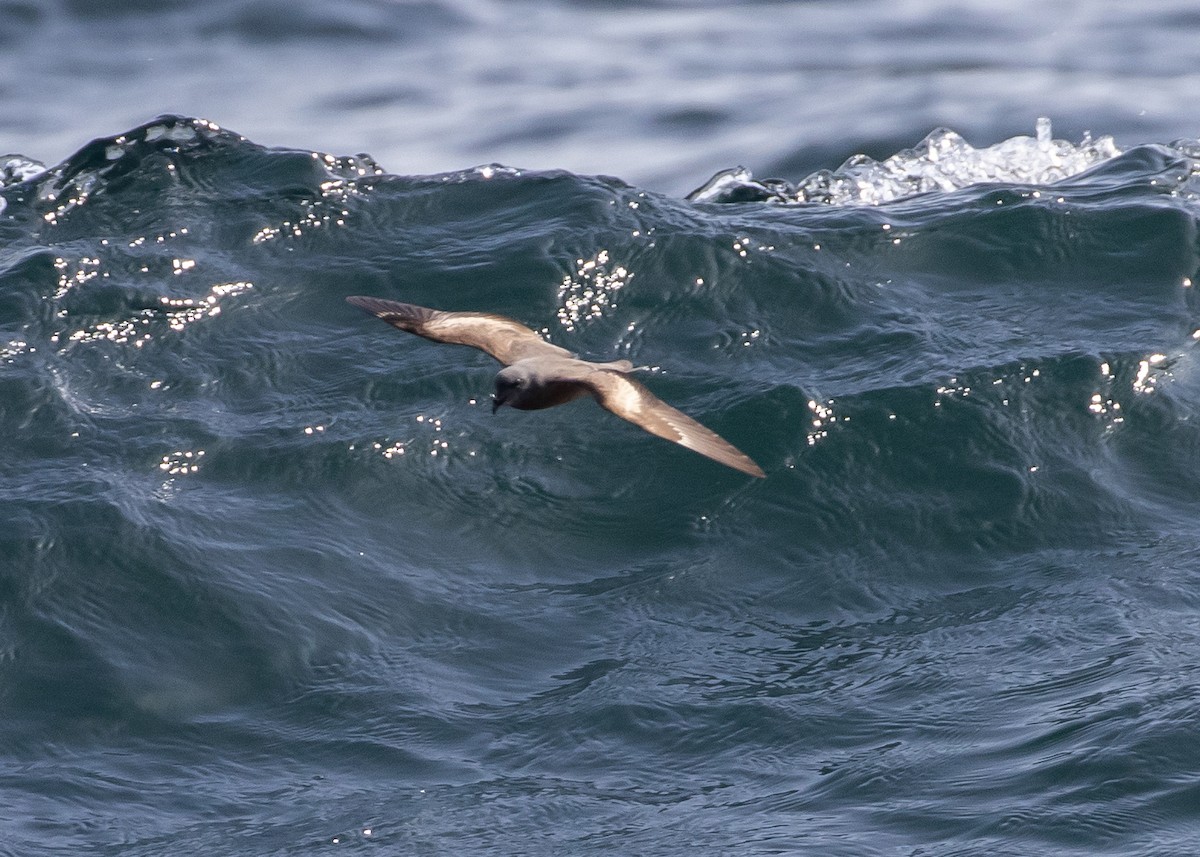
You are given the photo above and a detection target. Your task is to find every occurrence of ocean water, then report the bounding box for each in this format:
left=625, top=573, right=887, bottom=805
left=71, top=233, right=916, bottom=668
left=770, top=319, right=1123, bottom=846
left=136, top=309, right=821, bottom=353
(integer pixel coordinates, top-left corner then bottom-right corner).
left=5, top=0, right=1200, bottom=193
left=4, top=4, right=1200, bottom=856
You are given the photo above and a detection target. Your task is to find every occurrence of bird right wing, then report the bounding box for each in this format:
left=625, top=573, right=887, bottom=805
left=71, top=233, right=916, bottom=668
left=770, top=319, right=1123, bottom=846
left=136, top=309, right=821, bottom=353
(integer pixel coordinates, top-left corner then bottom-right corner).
left=346, top=296, right=574, bottom=365
left=581, top=368, right=765, bottom=478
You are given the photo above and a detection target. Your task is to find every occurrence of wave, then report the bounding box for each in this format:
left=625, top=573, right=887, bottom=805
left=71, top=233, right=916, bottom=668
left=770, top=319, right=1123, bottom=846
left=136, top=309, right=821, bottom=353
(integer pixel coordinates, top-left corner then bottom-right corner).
left=0, top=117, right=1195, bottom=575
left=687, top=118, right=1200, bottom=205
left=4, top=114, right=1200, bottom=854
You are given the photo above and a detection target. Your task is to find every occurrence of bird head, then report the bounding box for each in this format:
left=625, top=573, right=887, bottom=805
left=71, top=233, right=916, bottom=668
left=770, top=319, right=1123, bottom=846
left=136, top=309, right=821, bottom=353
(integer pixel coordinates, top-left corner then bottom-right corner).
left=492, top=366, right=528, bottom=413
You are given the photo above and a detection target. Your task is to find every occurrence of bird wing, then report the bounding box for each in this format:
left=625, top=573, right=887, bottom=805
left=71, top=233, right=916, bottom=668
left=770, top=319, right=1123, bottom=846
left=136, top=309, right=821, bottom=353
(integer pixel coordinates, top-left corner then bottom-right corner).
left=346, top=296, right=574, bottom=365
left=577, top=368, right=765, bottom=478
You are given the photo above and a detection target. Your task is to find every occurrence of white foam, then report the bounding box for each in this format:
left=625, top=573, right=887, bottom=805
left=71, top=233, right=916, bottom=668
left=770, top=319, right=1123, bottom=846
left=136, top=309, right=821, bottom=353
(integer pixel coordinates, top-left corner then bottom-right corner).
left=796, top=119, right=1122, bottom=206
left=1, top=155, right=48, bottom=188
left=689, top=119, right=1126, bottom=206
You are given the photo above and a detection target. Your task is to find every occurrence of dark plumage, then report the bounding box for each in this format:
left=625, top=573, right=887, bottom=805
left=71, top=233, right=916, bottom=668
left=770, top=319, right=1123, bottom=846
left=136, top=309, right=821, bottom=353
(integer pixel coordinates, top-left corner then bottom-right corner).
left=347, top=296, right=764, bottom=478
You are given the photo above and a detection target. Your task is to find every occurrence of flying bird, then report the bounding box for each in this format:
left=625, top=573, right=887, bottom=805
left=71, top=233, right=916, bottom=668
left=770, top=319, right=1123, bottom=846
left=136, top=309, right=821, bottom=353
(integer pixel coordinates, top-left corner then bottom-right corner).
left=346, top=296, right=765, bottom=478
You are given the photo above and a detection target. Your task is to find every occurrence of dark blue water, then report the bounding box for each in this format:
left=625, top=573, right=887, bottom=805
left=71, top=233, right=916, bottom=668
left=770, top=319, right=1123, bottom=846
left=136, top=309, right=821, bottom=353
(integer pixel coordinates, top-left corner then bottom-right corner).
left=4, top=4, right=1200, bottom=856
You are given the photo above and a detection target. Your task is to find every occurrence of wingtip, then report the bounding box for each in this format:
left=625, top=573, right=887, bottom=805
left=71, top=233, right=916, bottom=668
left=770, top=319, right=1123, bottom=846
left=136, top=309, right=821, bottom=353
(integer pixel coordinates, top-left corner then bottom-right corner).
left=346, top=295, right=382, bottom=312
left=346, top=295, right=434, bottom=327
left=732, top=456, right=766, bottom=478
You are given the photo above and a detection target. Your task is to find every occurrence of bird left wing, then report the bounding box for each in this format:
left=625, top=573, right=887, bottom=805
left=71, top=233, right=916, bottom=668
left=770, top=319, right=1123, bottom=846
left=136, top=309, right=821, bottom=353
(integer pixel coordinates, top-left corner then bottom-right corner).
left=346, top=296, right=574, bottom=365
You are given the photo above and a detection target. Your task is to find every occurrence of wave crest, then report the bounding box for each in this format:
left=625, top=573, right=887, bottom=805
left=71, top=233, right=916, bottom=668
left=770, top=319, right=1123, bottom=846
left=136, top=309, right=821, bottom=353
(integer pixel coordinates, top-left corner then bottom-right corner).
left=688, top=119, right=1130, bottom=205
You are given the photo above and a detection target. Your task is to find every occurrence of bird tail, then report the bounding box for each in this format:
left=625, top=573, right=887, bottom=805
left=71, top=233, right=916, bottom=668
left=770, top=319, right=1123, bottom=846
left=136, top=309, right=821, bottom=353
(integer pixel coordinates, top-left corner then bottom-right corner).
left=595, top=359, right=634, bottom=373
